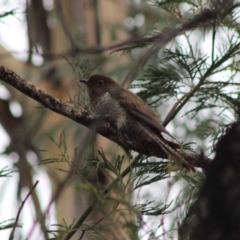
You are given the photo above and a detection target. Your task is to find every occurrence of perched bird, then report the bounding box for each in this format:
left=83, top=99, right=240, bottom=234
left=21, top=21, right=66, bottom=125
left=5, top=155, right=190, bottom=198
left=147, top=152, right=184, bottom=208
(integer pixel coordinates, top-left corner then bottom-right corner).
left=80, top=74, right=194, bottom=171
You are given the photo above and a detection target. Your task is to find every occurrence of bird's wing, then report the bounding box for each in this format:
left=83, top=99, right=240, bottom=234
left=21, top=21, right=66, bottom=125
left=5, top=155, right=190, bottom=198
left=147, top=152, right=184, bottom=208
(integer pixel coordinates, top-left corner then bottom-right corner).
left=110, top=88, right=195, bottom=171
left=110, top=88, right=177, bottom=141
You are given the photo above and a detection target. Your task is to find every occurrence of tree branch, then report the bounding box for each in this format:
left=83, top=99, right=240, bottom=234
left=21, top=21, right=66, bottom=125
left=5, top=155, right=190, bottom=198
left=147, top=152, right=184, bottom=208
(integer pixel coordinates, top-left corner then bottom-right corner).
left=0, top=65, right=210, bottom=169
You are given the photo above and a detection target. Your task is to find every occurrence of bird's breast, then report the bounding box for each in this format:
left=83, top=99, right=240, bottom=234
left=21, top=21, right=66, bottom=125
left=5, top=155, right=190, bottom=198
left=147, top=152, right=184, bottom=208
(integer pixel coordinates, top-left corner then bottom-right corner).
left=90, top=92, right=127, bottom=129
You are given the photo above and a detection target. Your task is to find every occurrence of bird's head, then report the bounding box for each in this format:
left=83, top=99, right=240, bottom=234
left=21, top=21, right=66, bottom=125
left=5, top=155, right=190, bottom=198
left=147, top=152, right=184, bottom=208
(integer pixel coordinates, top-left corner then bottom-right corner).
left=80, top=75, right=119, bottom=99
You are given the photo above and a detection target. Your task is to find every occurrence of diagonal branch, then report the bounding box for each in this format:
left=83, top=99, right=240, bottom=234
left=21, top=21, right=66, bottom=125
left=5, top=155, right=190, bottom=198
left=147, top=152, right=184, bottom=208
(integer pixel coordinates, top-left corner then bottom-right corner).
left=0, top=65, right=210, bottom=169
left=0, top=8, right=214, bottom=61
left=9, top=180, right=39, bottom=240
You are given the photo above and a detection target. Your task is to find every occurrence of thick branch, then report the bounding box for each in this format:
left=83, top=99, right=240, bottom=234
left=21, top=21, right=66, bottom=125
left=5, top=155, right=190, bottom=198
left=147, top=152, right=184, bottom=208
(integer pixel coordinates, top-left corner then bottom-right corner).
left=0, top=65, right=210, bottom=169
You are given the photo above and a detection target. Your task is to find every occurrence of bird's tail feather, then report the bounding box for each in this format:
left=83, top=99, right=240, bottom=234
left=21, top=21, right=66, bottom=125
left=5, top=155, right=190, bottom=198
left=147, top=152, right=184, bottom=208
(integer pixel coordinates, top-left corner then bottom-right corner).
left=154, top=136, right=195, bottom=172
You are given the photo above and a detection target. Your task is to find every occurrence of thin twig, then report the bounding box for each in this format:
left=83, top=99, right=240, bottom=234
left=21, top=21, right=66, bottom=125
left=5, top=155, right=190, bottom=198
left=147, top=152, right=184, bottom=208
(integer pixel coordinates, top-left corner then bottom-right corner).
left=9, top=180, right=39, bottom=240
left=121, top=8, right=214, bottom=87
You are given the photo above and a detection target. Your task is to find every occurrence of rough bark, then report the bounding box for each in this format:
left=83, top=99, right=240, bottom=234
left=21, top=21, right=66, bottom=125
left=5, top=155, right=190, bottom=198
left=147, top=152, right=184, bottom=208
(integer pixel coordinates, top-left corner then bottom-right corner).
left=0, top=65, right=211, bottom=170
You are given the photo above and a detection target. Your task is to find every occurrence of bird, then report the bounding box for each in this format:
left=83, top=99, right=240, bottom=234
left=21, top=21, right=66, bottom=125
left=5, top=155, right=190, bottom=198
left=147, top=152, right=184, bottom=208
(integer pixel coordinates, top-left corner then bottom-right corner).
left=80, top=74, right=194, bottom=171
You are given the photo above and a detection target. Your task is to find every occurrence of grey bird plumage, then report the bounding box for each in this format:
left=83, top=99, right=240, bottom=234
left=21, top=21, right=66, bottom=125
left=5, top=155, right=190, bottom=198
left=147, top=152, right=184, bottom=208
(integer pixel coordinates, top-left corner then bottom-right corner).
left=80, top=74, right=194, bottom=171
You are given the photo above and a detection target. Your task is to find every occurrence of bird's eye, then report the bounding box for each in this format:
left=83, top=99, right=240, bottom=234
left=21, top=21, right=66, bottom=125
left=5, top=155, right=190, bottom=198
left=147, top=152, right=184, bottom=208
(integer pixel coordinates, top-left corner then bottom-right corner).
left=98, top=80, right=104, bottom=86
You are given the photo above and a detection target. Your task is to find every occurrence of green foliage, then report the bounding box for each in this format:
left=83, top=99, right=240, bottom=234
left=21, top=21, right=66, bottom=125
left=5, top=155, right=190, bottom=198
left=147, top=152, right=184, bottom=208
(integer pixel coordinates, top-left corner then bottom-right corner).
left=0, top=167, right=19, bottom=234
left=134, top=160, right=168, bottom=189
left=0, top=219, right=17, bottom=231
left=67, top=58, right=96, bottom=80
left=0, top=166, right=16, bottom=177
left=66, top=58, right=96, bottom=110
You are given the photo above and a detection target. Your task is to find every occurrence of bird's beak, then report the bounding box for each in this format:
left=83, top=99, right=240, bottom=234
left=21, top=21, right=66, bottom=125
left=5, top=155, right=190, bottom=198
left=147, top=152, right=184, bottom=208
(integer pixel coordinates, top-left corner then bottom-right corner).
left=79, top=79, right=88, bottom=84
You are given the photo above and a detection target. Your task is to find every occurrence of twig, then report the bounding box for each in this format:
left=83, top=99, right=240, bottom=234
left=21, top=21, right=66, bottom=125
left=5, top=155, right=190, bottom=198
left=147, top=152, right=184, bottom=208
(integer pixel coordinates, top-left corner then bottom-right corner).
left=9, top=180, right=39, bottom=240
left=163, top=42, right=240, bottom=126
left=121, top=8, right=214, bottom=87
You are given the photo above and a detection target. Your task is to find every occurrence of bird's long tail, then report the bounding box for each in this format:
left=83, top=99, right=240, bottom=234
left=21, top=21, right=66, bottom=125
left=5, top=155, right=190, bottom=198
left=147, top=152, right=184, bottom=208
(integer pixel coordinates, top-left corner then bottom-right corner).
left=154, top=136, right=195, bottom=172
